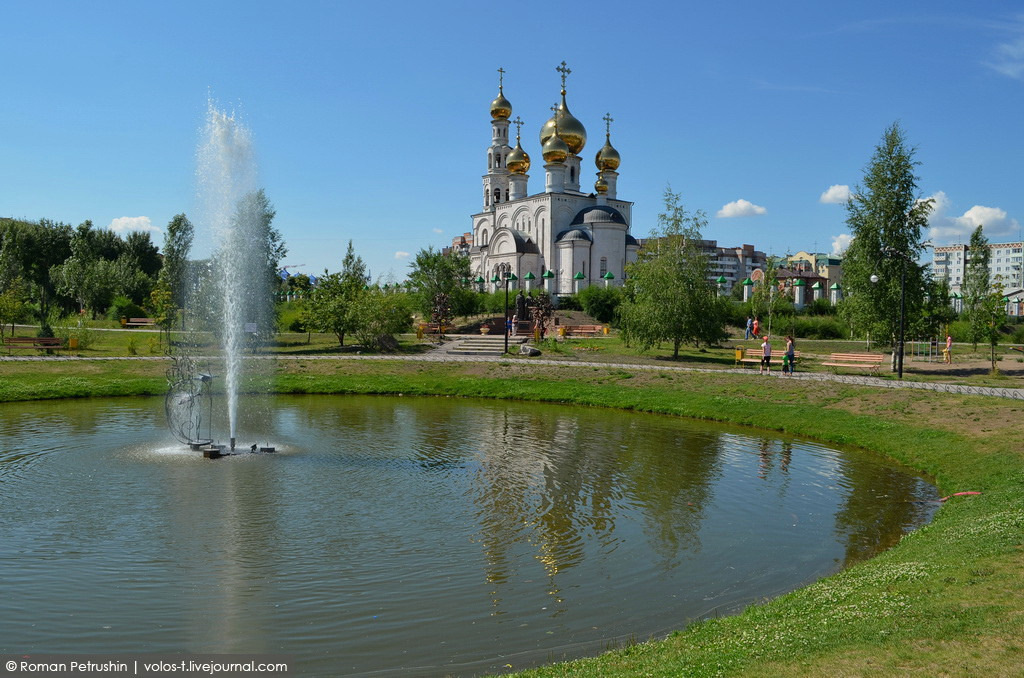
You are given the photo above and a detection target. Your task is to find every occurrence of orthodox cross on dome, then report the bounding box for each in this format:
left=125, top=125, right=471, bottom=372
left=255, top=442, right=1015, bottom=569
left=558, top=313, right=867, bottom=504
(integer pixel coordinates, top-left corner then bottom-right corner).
left=603, top=113, right=614, bottom=137
left=512, top=116, right=524, bottom=140
left=556, top=61, right=571, bottom=90
left=497, top=66, right=505, bottom=89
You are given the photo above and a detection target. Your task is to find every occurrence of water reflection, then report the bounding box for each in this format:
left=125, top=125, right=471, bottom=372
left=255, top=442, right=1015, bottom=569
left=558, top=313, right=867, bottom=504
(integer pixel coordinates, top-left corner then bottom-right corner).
left=0, top=395, right=937, bottom=676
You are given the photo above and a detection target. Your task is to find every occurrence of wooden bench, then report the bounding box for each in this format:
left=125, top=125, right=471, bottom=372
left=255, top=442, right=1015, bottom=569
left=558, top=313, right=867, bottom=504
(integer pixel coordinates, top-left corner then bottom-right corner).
left=123, top=317, right=156, bottom=327
left=419, top=322, right=452, bottom=336
left=563, top=324, right=605, bottom=337
left=821, top=352, right=885, bottom=374
left=4, top=336, right=66, bottom=353
left=737, top=348, right=802, bottom=370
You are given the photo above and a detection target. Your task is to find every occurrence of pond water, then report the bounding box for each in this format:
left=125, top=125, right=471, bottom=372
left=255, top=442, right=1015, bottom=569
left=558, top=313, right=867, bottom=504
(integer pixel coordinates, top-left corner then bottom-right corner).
left=0, top=395, right=937, bottom=676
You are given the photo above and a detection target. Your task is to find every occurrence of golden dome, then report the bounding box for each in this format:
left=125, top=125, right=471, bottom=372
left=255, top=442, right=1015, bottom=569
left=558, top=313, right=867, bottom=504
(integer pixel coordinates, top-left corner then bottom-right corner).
left=595, top=135, right=620, bottom=171
left=490, top=87, right=512, bottom=120
left=540, top=92, right=587, bottom=155
left=594, top=175, right=608, bottom=194
left=542, top=130, right=569, bottom=164
left=506, top=140, right=531, bottom=174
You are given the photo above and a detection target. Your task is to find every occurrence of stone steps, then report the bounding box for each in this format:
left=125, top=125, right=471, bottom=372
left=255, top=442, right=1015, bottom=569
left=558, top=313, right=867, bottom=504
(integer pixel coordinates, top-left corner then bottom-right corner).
left=446, top=335, right=527, bottom=356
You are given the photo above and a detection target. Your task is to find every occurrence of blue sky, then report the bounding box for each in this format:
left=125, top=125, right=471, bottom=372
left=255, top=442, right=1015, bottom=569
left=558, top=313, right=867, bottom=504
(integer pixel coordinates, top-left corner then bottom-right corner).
left=3, top=1, right=1023, bottom=280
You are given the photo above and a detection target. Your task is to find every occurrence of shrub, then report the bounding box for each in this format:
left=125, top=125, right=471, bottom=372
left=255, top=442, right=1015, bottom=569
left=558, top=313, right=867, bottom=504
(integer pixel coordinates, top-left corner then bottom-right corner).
left=108, top=295, right=146, bottom=323
left=577, top=285, right=622, bottom=324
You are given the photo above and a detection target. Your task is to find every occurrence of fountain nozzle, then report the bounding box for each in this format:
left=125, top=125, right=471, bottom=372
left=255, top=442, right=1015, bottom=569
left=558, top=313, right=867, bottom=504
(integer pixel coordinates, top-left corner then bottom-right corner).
left=230, top=437, right=236, bottom=451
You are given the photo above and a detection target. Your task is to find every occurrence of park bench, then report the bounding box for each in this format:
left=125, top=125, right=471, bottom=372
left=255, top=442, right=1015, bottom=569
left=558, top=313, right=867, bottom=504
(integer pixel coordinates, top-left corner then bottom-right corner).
left=821, top=352, right=885, bottom=374
left=562, top=324, right=605, bottom=337
left=736, top=347, right=802, bottom=370
left=123, top=317, right=156, bottom=327
left=3, top=336, right=66, bottom=354
left=419, top=322, right=452, bottom=336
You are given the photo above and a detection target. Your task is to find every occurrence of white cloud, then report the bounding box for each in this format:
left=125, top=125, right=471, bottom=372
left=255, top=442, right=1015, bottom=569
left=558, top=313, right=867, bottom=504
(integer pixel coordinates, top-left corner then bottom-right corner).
left=819, top=184, right=851, bottom=204
left=716, top=199, right=766, bottom=218
left=432, top=228, right=443, bottom=234
left=831, top=233, right=852, bottom=255
left=925, top=190, right=1020, bottom=242
left=108, top=216, right=160, bottom=235
left=394, top=251, right=411, bottom=260
left=986, top=35, right=1024, bottom=80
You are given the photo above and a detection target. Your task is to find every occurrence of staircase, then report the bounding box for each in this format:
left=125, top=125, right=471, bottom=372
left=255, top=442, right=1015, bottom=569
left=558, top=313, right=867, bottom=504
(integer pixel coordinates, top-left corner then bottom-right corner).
left=445, top=334, right=527, bottom=356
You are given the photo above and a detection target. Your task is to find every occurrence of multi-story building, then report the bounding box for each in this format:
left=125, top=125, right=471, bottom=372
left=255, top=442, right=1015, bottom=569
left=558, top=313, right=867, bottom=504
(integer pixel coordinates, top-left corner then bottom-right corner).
left=932, top=241, right=1024, bottom=293
left=702, top=241, right=767, bottom=294
left=786, top=251, right=842, bottom=287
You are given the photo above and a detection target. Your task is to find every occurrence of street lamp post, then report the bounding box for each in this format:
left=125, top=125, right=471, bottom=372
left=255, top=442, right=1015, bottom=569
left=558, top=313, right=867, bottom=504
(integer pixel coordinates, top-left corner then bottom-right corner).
left=503, top=272, right=518, bottom=354
left=878, top=247, right=911, bottom=379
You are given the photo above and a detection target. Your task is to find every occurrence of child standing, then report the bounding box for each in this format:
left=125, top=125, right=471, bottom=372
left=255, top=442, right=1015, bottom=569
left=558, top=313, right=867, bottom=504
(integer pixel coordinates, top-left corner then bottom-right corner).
left=760, top=335, right=772, bottom=375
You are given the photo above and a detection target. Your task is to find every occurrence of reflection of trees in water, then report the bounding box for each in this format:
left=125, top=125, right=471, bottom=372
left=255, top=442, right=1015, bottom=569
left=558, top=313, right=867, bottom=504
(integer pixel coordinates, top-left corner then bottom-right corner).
left=832, top=458, right=935, bottom=568
left=620, top=423, right=724, bottom=568
left=464, top=406, right=726, bottom=606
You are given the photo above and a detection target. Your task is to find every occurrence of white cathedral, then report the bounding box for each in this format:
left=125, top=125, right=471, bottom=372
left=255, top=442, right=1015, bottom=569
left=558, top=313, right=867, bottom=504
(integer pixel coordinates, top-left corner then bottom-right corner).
left=467, top=63, right=639, bottom=295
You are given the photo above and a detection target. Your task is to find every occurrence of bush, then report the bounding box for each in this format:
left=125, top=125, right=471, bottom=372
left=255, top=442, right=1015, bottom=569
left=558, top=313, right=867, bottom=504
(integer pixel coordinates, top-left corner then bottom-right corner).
left=557, top=294, right=582, bottom=311
left=577, top=285, right=622, bottom=324
left=108, top=296, right=146, bottom=323
left=772, top=315, right=847, bottom=340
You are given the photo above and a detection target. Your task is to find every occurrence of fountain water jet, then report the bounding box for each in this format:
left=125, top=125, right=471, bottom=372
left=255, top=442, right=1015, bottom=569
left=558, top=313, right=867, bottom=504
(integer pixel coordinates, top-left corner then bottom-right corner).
left=185, top=101, right=275, bottom=450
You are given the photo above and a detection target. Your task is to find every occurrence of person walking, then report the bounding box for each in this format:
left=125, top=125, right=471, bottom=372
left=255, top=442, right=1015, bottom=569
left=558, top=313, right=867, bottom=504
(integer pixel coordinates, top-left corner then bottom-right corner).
left=760, top=335, right=772, bottom=375
left=745, top=316, right=753, bottom=340
left=752, top=317, right=760, bottom=338
left=783, top=335, right=795, bottom=375
left=944, top=332, right=953, bottom=364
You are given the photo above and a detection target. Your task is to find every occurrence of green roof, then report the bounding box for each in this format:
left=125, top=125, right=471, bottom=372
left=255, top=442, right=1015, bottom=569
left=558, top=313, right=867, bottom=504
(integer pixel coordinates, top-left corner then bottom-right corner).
left=793, top=279, right=806, bottom=286
left=602, top=271, right=615, bottom=279
left=541, top=270, right=555, bottom=278
left=811, top=281, right=823, bottom=289
left=474, top=276, right=484, bottom=283
left=741, top=277, right=754, bottom=285
left=523, top=271, right=536, bottom=280
left=716, top=275, right=727, bottom=283
left=573, top=272, right=585, bottom=280
left=830, top=283, right=841, bottom=290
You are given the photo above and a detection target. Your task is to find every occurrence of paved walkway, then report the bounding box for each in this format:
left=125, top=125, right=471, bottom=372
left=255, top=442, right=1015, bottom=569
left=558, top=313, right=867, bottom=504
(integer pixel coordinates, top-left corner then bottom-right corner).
left=4, top=343, right=1024, bottom=402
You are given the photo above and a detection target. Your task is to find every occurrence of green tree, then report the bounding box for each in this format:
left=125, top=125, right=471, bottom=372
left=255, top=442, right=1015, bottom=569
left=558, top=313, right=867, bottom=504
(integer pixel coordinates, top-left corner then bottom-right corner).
left=348, top=288, right=413, bottom=351
left=0, top=278, right=28, bottom=340
left=978, top=280, right=1008, bottom=373
left=302, top=241, right=369, bottom=346
left=750, top=256, right=790, bottom=337
left=407, top=247, right=473, bottom=334
left=962, top=225, right=992, bottom=350
left=619, top=187, right=728, bottom=357
left=158, top=214, right=194, bottom=309
left=839, top=123, right=933, bottom=369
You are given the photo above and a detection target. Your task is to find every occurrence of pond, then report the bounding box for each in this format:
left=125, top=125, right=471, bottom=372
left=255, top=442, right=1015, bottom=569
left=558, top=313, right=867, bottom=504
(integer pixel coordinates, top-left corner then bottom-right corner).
left=0, top=395, right=937, bottom=676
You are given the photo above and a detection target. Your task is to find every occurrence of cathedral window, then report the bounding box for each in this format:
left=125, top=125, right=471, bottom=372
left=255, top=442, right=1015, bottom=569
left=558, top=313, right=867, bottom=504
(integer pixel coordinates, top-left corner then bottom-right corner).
left=570, top=166, right=575, bottom=182
left=488, top=153, right=492, bottom=169
left=505, top=189, right=509, bottom=201
left=600, top=257, right=608, bottom=276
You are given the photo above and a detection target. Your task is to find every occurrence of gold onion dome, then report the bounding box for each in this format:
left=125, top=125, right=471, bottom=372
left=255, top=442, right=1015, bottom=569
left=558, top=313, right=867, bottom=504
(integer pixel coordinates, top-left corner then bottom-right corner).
left=506, top=140, right=531, bottom=174
left=542, top=129, right=569, bottom=164
left=490, top=87, right=512, bottom=120
left=594, top=175, right=608, bottom=194
left=540, top=92, right=587, bottom=155
left=595, top=136, right=620, bottom=171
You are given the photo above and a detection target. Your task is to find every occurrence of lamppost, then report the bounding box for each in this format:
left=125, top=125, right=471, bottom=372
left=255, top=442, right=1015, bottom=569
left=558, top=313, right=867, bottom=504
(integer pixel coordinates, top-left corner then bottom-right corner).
left=503, top=272, right=518, bottom=354
left=876, top=246, right=911, bottom=379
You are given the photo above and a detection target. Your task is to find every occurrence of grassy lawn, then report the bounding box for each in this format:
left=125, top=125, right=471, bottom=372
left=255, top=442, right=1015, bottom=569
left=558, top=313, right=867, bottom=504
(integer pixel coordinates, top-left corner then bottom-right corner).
left=1, top=356, right=1022, bottom=676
